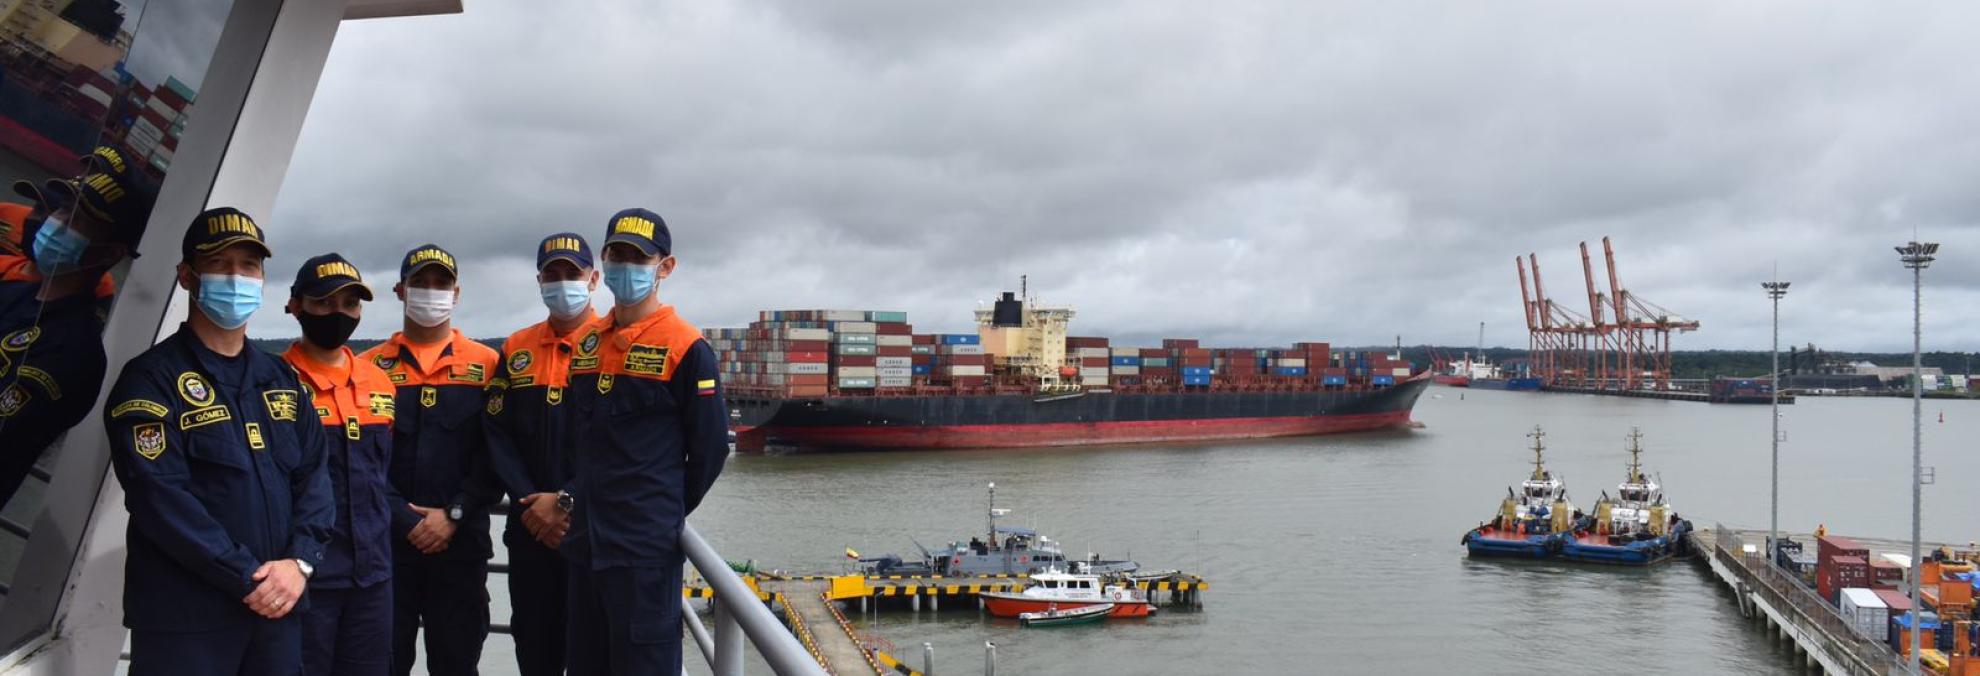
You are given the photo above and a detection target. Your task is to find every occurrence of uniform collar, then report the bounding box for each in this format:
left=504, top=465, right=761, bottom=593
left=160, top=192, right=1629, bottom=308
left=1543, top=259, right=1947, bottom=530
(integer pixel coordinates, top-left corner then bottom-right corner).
left=519, top=309, right=600, bottom=349
left=283, top=343, right=357, bottom=391
left=385, top=328, right=465, bottom=375
left=607, top=304, right=675, bottom=345
left=170, top=324, right=276, bottom=388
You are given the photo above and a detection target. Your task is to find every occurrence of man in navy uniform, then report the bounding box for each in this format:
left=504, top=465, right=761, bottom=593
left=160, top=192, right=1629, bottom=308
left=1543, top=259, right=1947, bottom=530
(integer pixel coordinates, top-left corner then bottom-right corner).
left=282, top=254, right=401, bottom=676
left=0, top=168, right=152, bottom=506
left=360, top=244, right=501, bottom=676
left=486, top=233, right=602, bottom=676
left=102, top=206, right=334, bottom=675
left=542, top=209, right=726, bottom=675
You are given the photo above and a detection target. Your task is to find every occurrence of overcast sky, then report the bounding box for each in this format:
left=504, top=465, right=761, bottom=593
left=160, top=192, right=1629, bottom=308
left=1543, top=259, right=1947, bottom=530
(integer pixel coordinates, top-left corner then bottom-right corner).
left=247, top=1, right=1980, bottom=352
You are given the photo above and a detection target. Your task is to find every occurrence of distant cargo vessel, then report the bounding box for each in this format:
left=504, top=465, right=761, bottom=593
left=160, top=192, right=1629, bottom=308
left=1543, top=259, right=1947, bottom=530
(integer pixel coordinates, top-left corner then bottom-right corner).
left=713, top=289, right=1430, bottom=452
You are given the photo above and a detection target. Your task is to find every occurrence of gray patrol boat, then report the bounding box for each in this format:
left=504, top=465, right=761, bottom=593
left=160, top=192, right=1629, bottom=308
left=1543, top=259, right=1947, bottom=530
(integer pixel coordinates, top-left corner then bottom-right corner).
left=860, top=483, right=1140, bottom=577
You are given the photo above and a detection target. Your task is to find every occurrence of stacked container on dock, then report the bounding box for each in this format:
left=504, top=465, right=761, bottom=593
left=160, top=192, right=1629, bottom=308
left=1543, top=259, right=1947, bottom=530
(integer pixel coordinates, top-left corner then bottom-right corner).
left=1820, top=556, right=1871, bottom=605
left=1841, top=588, right=1892, bottom=641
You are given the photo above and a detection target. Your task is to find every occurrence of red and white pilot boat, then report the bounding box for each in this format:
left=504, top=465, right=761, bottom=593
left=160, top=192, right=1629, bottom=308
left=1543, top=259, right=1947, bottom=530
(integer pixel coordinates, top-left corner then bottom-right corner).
left=979, top=570, right=1157, bottom=618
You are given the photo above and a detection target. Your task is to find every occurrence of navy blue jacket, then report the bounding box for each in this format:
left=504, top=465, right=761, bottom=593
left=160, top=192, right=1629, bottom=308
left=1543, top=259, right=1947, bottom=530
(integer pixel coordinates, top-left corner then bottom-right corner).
left=361, top=330, right=502, bottom=563
left=562, top=306, right=726, bottom=570
left=103, top=326, right=334, bottom=631
left=284, top=343, right=401, bottom=589
left=485, top=315, right=601, bottom=537
left=0, top=279, right=106, bottom=503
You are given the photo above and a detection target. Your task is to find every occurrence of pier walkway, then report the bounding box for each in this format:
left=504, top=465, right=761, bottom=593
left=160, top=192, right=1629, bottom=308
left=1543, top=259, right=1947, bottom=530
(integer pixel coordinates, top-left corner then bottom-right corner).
left=1691, top=525, right=1904, bottom=675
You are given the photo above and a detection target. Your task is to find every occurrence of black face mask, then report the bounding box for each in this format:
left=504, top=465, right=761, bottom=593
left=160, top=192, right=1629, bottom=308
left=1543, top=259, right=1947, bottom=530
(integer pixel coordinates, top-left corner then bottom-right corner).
left=297, top=310, right=360, bottom=350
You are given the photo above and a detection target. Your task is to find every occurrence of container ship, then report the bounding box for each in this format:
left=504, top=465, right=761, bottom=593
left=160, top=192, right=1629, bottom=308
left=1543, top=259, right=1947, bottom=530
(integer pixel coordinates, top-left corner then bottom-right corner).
left=711, top=290, right=1431, bottom=452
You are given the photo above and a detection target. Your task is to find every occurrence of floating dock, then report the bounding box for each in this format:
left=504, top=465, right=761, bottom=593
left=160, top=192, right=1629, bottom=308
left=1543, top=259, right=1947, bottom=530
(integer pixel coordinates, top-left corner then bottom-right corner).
left=683, top=571, right=1208, bottom=675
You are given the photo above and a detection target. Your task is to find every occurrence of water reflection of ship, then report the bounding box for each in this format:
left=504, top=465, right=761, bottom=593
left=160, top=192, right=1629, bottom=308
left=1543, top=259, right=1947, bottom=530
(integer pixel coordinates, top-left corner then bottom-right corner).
left=858, top=483, right=1139, bottom=577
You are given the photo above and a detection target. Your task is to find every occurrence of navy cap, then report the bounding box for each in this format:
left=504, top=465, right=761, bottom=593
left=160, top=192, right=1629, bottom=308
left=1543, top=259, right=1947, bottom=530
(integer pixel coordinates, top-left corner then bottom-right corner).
left=291, top=252, right=374, bottom=301
left=184, top=207, right=273, bottom=261
left=602, top=208, right=671, bottom=257
left=80, top=145, right=131, bottom=176
left=400, top=243, right=458, bottom=280
left=537, top=232, right=593, bottom=271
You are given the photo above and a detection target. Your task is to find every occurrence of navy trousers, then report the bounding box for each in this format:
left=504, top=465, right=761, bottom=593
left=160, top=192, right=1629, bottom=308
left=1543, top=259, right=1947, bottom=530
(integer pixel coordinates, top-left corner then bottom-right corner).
left=390, top=557, right=489, bottom=676
left=566, top=560, right=684, bottom=676
left=130, top=615, right=301, bottom=676
left=302, top=580, right=393, bottom=676
left=506, top=529, right=569, bottom=676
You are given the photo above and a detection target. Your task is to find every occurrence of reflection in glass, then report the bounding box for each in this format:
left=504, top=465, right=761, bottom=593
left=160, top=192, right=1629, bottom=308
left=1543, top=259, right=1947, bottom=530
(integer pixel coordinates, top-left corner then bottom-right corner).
left=0, top=0, right=235, bottom=631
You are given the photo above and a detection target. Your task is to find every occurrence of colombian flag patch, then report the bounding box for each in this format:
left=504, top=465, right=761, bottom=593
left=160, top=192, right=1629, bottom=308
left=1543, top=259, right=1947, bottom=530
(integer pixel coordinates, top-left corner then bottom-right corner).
left=696, top=379, right=716, bottom=396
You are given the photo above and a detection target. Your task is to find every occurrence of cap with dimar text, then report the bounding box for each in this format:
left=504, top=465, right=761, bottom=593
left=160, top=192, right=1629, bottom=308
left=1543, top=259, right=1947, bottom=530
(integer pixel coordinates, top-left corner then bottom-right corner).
left=602, top=208, right=671, bottom=257
left=183, top=207, right=272, bottom=261
left=291, top=252, right=374, bottom=301
left=537, top=232, right=593, bottom=271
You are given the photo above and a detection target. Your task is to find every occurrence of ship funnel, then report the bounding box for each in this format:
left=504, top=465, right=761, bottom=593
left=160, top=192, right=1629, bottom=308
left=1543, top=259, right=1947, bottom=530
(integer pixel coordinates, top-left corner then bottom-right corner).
left=992, top=291, right=1025, bottom=327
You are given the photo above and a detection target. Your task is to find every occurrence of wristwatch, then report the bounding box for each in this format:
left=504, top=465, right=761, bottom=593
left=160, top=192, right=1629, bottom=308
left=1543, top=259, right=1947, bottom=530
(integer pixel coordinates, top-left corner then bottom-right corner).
left=556, top=489, right=575, bottom=513
left=294, top=558, right=314, bottom=580
left=447, top=503, right=465, bottom=521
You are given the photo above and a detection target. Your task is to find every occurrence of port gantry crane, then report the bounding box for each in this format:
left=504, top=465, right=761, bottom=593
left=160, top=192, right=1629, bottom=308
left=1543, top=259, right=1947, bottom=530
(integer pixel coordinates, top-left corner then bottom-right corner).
left=1516, top=237, right=1699, bottom=391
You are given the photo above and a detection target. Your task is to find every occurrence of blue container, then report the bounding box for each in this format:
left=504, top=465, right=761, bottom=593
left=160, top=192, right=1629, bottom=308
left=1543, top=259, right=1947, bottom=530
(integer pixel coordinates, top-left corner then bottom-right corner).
left=1274, top=367, right=1308, bottom=376
left=1182, top=375, right=1212, bottom=386
left=1322, top=375, right=1348, bottom=386
left=1372, top=375, right=1396, bottom=386
left=1182, top=367, right=1213, bottom=377
left=1111, top=356, right=1141, bottom=366
left=911, top=365, right=932, bottom=375
left=939, top=334, right=980, bottom=345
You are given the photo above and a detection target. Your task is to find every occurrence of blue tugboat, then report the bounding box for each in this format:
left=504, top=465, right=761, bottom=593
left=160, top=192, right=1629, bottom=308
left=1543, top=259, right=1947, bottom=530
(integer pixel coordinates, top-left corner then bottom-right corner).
left=1559, top=428, right=1692, bottom=565
left=1462, top=426, right=1580, bottom=558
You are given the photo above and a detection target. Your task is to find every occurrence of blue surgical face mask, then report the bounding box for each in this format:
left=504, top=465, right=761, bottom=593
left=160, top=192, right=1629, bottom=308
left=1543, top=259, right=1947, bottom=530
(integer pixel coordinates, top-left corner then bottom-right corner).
left=601, top=262, right=657, bottom=306
left=539, top=279, right=591, bottom=320
left=196, top=273, right=263, bottom=330
left=31, top=214, right=89, bottom=274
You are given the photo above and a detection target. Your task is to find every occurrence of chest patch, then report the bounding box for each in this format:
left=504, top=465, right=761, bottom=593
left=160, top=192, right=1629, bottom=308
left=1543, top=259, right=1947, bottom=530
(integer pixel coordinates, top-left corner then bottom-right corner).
left=263, top=390, right=299, bottom=421
left=486, top=390, right=505, bottom=415
left=179, top=405, right=231, bottom=430
left=370, top=392, right=396, bottom=418
left=449, top=363, right=486, bottom=383
left=579, top=331, right=600, bottom=356
left=508, top=350, right=533, bottom=374
left=373, top=354, right=397, bottom=370
left=177, top=372, right=215, bottom=407
left=623, top=344, right=668, bottom=377
left=597, top=373, right=615, bottom=394
left=420, top=386, right=438, bottom=408
left=245, top=422, right=266, bottom=450
left=2, top=326, right=38, bottom=351
left=546, top=386, right=564, bottom=405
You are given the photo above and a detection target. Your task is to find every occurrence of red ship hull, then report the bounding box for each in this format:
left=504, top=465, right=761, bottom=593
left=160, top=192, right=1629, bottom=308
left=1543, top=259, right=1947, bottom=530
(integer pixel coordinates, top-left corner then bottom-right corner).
left=1432, top=374, right=1470, bottom=387
left=735, top=409, right=1412, bottom=451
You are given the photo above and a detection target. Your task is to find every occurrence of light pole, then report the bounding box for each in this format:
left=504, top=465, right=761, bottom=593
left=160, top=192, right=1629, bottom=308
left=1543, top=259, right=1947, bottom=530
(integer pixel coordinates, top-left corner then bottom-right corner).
left=1762, top=280, right=1789, bottom=562
left=1896, top=240, right=1937, bottom=675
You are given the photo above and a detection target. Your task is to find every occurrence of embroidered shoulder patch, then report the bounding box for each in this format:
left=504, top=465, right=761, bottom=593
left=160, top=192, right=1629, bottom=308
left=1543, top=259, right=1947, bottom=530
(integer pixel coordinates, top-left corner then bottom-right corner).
left=132, top=422, right=167, bottom=460
left=112, top=399, right=170, bottom=419
left=623, top=344, right=668, bottom=377
left=0, top=385, right=27, bottom=416
left=19, top=366, right=59, bottom=399
left=2, top=327, right=39, bottom=351
left=578, top=331, right=600, bottom=356
left=507, top=350, right=533, bottom=374
left=373, top=354, right=398, bottom=370
left=262, top=390, right=300, bottom=421
left=697, top=379, right=717, bottom=396
left=176, top=372, right=215, bottom=407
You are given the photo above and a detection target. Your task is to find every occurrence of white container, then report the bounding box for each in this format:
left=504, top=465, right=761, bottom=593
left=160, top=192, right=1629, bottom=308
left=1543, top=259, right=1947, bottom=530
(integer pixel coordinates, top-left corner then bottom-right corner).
left=946, top=365, right=987, bottom=377
left=834, top=366, right=877, bottom=378
left=832, top=321, right=878, bottom=334
left=1111, top=366, right=1141, bottom=375
left=910, top=345, right=936, bottom=354
left=875, top=334, right=913, bottom=347
left=875, top=357, right=912, bottom=368
left=1392, top=367, right=1411, bottom=376
left=778, top=327, right=831, bottom=341
left=941, top=345, right=986, bottom=356
left=878, top=376, right=913, bottom=388
left=1276, top=358, right=1307, bottom=368
left=1077, top=347, right=1110, bottom=359
left=834, top=332, right=877, bottom=345
left=1111, top=347, right=1139, bottom=357
left=876, top=367, right=913, bottom=378
left=787, top=363, right=829, bottom=375
left=1079, top=367, right=1111, bottom=379
left=822, top=310, right=866, bottom=322
left=1838, top=588, right=1888, bottom=641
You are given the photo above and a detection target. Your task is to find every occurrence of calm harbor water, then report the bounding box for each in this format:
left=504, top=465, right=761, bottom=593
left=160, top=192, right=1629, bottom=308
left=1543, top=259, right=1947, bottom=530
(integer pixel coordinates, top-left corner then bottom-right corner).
left=468, top=387, right=1980, bottom=675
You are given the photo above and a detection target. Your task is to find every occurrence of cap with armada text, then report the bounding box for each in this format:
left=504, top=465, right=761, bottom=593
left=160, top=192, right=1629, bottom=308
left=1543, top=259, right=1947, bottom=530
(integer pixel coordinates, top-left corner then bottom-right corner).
left=400, top=243, right=458, bottom=280
left=291, top=253, right=374, bottom=301
left=537, top=232, right=592, bottom=271
left=182, top=207, right=272, bottom=261
left=602, top=208, right=670, bottom=257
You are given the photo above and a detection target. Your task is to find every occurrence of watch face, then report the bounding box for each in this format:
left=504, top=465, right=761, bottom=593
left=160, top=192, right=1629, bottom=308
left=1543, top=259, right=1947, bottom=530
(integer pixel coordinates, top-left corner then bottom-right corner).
left=449, top=506, right=464, bottom=521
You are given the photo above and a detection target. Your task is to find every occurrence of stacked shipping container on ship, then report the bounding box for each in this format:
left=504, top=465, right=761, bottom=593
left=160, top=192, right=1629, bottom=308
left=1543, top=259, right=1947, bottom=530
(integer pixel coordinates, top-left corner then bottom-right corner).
left=718, top=289, right=1434, bottom=452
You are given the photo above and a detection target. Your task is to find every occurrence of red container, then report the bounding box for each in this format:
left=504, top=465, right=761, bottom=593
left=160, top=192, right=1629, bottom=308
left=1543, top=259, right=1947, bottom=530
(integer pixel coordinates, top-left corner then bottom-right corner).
left=1819, top=536, right=1870, bottom=563
left=834, top=355, right=877, bottom=367
left=1874, top=588, right=1915, bottom=613
left=1820, top=555, right=1870, bottom=603
left=1066, top=336, right=1111, bottom=349
left=912, top=334, right=936, bottom=345
left=1081, top=357, right=1111, bottom=368
left=875, top=322, right=913, bottom=335
left=789, top=374, right=829, bottom=386
left=783, top=340, right=829, bottom=351
left=1139, top=348, right=1166, bottom=358
left=1162, top=339, right=1200, bottom=349
left=911, top=355, right=934, bottom=365
left=876, top=345, right=912, bottom=357
left=1871, top=560, right=1904, bottom=585
left=786, top=351, right=830, bottom=363
left=1179, top=348, right=1212, bottom=359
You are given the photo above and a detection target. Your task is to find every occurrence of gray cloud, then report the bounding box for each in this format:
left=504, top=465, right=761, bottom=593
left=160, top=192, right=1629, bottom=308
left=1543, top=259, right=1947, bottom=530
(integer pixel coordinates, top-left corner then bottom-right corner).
left=248, top=0, right=1980, bottom=354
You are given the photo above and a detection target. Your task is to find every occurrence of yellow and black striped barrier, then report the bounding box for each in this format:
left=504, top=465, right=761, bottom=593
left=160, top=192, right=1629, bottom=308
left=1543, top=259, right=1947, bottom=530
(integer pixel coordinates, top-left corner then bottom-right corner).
left=863, top=573, right=1030, bottom=580
left=871, top=649, right=925, bottom=676
left=867, top=583, right=1024, bottom=597
left=1130, top=580, right=1209, bottom=592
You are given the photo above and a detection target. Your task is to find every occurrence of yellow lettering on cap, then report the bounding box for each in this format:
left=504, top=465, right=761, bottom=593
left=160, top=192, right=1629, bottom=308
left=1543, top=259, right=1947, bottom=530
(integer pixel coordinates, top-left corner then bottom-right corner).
left=543, top=236, right=582, bottom=254
left=205, top=213, right=260, bottom=238
left=93, top=147, right=127, bottom=174
left=83, top=173, right=124, bottom=203
left=612, top=217, right=656, bottom=239
left=314, top=261, right=360, bottom=280
left=407, top=248, right=456, bottom=270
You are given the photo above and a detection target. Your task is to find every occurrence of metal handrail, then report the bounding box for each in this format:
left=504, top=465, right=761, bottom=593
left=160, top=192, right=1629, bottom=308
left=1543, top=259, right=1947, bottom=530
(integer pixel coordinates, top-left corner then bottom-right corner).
left=680, top=523, right=831, bottom=676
